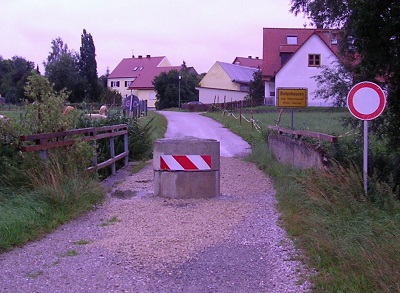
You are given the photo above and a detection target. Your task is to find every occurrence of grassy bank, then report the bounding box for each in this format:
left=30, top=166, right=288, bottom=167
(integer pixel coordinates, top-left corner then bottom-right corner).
left=0, top=111, right=166, bottom=252
left=206, top=109, right=400, bottom=292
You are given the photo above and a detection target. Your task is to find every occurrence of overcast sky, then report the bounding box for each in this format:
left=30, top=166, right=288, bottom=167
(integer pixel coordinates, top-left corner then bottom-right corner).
left=1, top=0, right=310, bottom=75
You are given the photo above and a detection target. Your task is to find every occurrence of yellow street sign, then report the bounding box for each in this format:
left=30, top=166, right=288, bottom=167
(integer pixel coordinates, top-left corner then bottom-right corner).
left=277, top=88, right=308, bottom=108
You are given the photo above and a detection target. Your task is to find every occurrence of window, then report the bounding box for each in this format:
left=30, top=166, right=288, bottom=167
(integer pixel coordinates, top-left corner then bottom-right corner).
left=280, top=52, right=292, bottom=65
left=125, top=81, right=132, bottom=87
left=110, top=81, right=120, bottom=87
left=308, top=54, right=321, bottom=67
left=287, top=35, right=298, bottom=45
left=139, top=66, right=144, bottom=71
left=133, top=67, right=138, bottom=71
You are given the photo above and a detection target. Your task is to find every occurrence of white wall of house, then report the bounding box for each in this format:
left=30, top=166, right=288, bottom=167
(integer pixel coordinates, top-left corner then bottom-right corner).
left=108, top=81, right=157, bottom=108
left=197, top=87, right=248, bottom=104
left=275, top=34, right=339, bottom=106
left=136, top=89, right=157, bottom=108
left=108, top=78, right=135, bottom=98
left=121, top=88, right=157, bottom=108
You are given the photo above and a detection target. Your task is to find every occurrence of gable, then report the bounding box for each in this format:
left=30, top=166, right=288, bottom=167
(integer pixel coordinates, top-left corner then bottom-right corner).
left=262, top=28, right=341, bottom=80
left=277, top=34, right=340, bottom=76
left=199, top=62, right=234, bottom=90
left=200, top=62, right=257, bottom=91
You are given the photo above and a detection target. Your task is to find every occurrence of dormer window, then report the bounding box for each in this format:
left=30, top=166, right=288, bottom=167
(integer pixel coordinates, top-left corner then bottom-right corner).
left=287, top=35, right=298, bottom=45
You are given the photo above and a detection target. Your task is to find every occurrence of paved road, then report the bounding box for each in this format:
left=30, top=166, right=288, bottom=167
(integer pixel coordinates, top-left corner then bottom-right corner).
left=158, top=111, right=251, bottom=157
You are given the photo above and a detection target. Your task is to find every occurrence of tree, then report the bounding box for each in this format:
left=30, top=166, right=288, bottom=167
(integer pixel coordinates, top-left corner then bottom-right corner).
left=153, top=70, right=180, bottom=110
left=23, top=73, right=75, bottom=134
left=43, top=38, right=84, bottom=103
left=79, top=29, right=99, bottom=102
left=0, top=56, right=35, bottom=103
left=248, top=70, right=264, bottom=101
left=290, top=0, right=400, bottom=151
left=313, top=61, right=353, bottom=107
left=153, top=63, right=200, bottom=110
left=179, top=61, right=200, bottom=103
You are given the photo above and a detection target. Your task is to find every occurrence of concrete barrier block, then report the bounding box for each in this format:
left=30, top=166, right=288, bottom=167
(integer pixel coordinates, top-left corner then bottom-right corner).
left=153, top=137, right=220, bottom=199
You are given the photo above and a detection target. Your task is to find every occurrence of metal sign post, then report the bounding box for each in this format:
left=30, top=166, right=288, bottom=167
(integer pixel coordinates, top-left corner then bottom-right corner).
left=363, top=120, right=368, bottom=194
left=277, top=88, right=307, bottom=130
left=347, top=81, right=386, bottom=196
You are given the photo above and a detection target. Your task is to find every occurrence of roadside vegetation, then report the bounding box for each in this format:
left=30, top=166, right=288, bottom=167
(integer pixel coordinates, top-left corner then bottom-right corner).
left=205, top=108, right=400, bottom=293
left=0, top=75, right=163, bottom=252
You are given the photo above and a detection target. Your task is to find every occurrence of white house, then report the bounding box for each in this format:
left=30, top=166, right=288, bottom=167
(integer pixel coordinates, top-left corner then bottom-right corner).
left=262, top=28, right=342, bottom=106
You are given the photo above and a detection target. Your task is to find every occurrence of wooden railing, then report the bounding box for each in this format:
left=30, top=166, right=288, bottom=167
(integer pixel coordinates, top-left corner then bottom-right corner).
left=20, top=124, right=129, bottom=174
left=268, top=125, right=338, bottom=143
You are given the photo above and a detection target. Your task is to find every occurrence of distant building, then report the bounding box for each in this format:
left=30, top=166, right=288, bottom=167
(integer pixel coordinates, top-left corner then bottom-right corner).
left=107, top=55, right=181, bottom=108
left=197, top=57, right=261, bottom=104
left=262, top=28, right=342, bottom=106
left=232, top=56, right=262, bottom=69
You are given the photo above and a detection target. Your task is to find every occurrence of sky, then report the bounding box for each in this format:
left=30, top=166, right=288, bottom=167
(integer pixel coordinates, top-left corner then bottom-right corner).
left=1, top=0, right=310, bottom=75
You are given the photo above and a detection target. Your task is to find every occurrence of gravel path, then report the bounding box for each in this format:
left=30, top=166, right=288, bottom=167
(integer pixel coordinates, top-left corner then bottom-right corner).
left=0, top=112, right=312, bottom=292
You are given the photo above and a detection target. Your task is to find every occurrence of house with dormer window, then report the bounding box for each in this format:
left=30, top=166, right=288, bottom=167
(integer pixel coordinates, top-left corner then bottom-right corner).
left=262, top=28, right=342, bottom=106
left=108, top=55, right=182, bottom=108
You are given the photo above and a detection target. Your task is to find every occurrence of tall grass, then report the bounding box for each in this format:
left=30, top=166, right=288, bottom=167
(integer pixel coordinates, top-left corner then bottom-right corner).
left=208, top=109, right=400, bottom=292
left=0, top=142, right=104, bottom=252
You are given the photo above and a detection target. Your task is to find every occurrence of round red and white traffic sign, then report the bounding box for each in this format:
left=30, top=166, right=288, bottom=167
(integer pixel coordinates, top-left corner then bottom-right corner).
left=347, top=81, right=386, bottom=120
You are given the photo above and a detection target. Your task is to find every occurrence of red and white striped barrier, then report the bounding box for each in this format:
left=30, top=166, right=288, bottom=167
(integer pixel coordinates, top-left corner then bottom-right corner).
left=160, top=155, right=212, bottom=171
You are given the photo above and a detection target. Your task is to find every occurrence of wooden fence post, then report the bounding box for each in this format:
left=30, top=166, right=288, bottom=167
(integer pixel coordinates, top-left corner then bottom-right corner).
left=124, top=131, right=129, bottom=167
left=110, top=135, right=116, bottom=175
left=92, top=128, right=98, bottom=169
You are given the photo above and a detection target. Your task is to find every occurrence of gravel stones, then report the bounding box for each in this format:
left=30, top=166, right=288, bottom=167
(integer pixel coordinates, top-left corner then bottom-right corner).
left=0, top=157, right=312, bottom=292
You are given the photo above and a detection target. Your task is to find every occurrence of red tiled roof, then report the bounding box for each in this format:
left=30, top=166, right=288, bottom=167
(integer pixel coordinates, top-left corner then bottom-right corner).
left=262, top=28, right=341, bottom=80
left=232, top=57, right=263, bottom=69
left=108, top=56, right=181, bottom=89
left=129, top=66, right=182, bottom=89
left=108, top=56, right=167, bottom=78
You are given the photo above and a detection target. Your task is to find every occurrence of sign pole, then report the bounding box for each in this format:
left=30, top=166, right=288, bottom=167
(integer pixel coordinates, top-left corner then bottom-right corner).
left=291, top=108, right=294, bottom=129
left=363, top=120, right=368, bottom=196
left=347, top=81, right=386, bottom=197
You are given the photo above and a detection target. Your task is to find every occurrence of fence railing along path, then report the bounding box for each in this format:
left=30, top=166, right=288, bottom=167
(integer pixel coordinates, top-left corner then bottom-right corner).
left=19, top=124, right=129, bottom=174
left=268, top=126, right=338, bottom=143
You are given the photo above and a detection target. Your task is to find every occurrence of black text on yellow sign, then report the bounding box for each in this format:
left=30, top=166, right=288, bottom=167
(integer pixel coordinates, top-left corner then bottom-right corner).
left=277, top=88, right=308, bottom=108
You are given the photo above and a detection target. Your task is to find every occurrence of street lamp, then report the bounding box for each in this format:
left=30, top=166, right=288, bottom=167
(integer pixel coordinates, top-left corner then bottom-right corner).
left=178, top=74, right=181, bottom=109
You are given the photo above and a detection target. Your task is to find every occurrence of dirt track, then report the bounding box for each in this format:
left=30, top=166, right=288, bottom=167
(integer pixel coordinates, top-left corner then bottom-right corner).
left=0, top=112, right=312, bottom=292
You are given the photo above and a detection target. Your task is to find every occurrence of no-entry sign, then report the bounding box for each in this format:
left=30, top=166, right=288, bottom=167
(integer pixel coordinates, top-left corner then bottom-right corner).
left=347, top=81, right=386, bottom=196
left=347, top=81, right=386, bottom=120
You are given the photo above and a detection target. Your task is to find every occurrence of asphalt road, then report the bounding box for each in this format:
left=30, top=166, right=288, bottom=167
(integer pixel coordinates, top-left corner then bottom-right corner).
left=158, top=111, right=251, bottom=157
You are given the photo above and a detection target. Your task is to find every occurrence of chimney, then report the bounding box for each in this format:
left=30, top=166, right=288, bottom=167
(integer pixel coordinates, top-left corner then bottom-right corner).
left=138, top=55, right=142, bottom=58
left=132, top=55, right=135, bottom=58
left=146, top=54, right=151, bottom=58
left=255, top=57, right=259, bottom=59
left=248, top=55, right=252, bottom=59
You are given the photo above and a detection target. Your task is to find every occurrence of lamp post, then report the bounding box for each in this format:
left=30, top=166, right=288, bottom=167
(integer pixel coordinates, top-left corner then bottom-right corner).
left=178, top=74, right=181, bottom=109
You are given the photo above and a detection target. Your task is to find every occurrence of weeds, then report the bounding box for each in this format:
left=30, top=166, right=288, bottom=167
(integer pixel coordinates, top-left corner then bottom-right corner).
left=73, top=239, right=92, bottom=245
left=100, top=216, right=120, bottom=227
left=211, top=110, right=400, bottom=293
